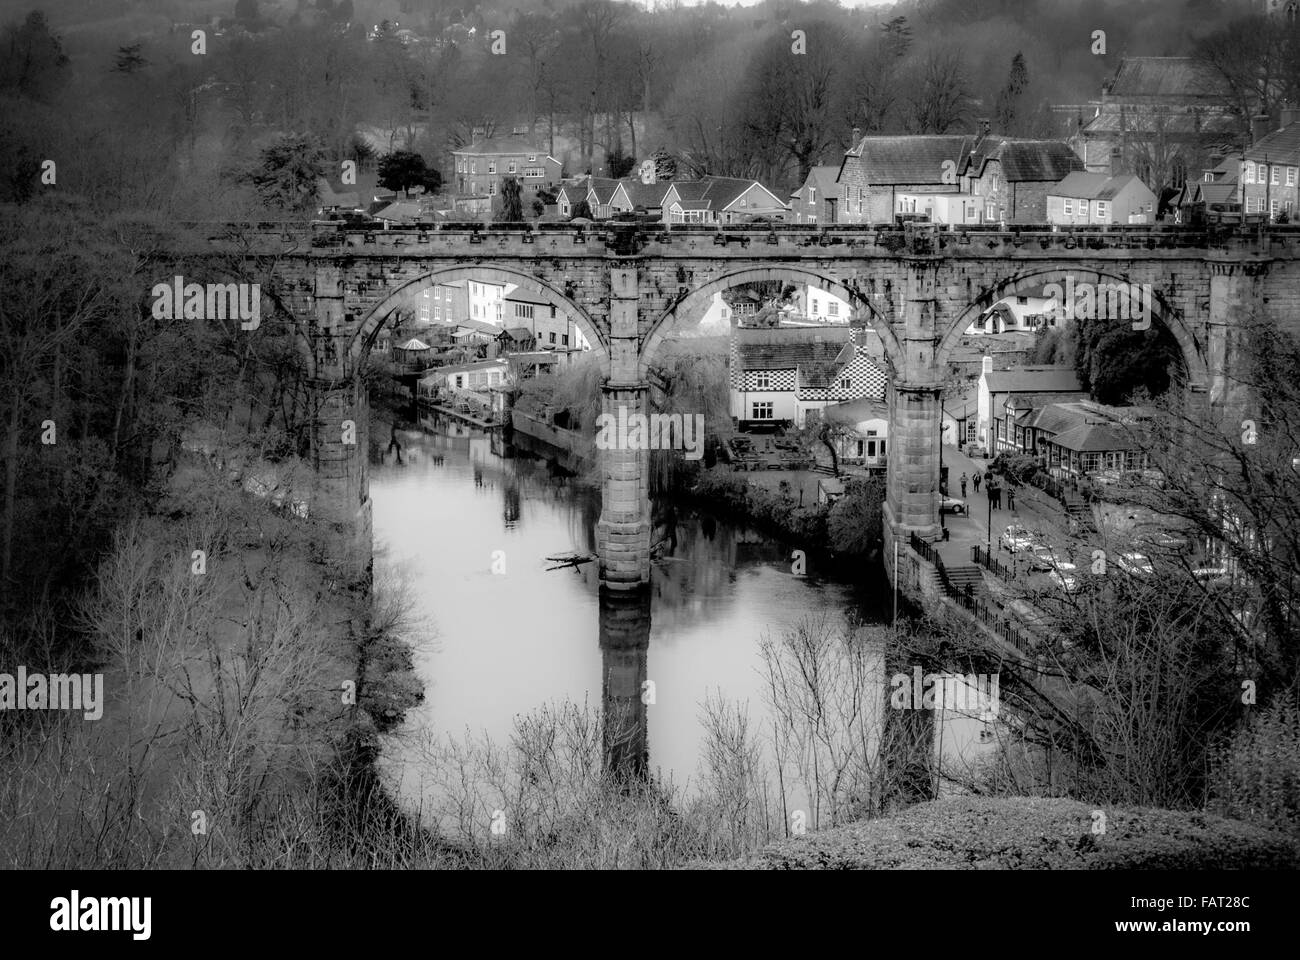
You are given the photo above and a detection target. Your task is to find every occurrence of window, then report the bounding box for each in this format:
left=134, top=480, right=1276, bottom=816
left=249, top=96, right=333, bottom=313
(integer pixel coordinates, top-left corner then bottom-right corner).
left=828, top=302, right=839, bottom=316
left=1244, top=161, right=1254, bottom=183
left=528, top=154, right=536, bottom=162
left=471, top=161, right=478, bottom=174
left=1096, top=201, right=1108, bottom=219
left=839, top=377, right=851, bottom=389
left=752, top=402, right=774, bottom=420
left=755, top=373, right=771, bottom=389
left=488, top=162, right=497, bottom=174
left=1289, top=167, right=1298, bottom=186
left=1273, top=165, right=1281, bottom=185
left=516, top=304, right=534, bottom=320
left=1063, top=199, right=1073, bottom=215
left=879, top=439, right=886, bottom=456
left=508, top=161, right=516, bottom=173
left=434, top=306, right=440, bottom=320
left=1272, top=199, right=1281, bottom=217
left=811, top=301, right=819, bottom=314
left=809, top=187, right=816, bottom=204
left=489, top=181, right=497, bottom=195
left=525, top=167, right=545, bottom=178
left=1079, top=200, right=1089, bottom=217
left=561, top=335, right=568, bottom=346
left=548, top=332, right=556, bottom=343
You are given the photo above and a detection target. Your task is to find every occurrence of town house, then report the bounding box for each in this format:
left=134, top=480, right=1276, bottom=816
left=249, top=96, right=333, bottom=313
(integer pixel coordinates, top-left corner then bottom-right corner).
left=451, top=137, right=562, bottom=202
left=1240, top=116, right=1300, bottom=220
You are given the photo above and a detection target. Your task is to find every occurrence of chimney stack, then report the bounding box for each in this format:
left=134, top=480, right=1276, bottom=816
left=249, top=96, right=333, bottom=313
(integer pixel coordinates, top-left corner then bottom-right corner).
left=851, top=126, right=861, bottom=145
left=1280, top=103, right=1300, bottom=129
left=1251, top=112, right=1272, bottom=145
left=977, top=117, right=991, bottom=137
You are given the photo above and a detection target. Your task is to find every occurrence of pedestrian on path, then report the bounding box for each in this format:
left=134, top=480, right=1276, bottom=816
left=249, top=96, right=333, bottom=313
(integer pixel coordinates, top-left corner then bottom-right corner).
left=1007, top=486, right=1016, bottom=511
left=960, top=472, right=968, bottom=497
left=972, top=472, right=981, bottom=493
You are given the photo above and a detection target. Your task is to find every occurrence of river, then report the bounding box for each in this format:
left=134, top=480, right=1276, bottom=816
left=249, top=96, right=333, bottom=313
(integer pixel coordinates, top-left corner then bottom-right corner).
left=371, top=410, right=992, bottom=838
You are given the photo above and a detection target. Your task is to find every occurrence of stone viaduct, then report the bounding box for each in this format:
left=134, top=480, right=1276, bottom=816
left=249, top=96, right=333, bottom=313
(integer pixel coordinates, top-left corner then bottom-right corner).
left=201, top=221, right=1300, bottom=590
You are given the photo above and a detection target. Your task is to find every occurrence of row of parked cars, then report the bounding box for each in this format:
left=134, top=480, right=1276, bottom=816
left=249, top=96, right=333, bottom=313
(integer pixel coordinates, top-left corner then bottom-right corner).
left=997, top=523, right=1231, bottom=594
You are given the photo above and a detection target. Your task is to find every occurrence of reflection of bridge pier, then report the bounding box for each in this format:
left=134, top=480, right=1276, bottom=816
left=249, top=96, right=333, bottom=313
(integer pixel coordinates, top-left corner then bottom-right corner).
left=599, top=586, right=651, bottom=783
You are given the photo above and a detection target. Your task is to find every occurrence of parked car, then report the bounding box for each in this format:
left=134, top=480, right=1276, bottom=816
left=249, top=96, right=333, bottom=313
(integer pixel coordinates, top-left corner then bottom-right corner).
left=1192, top=562, right=1232, bottom=586
left=1049, top=564, right=1080, bottom=594
left=1000, top=524, right=1042, bottom=554
left=1029, top=544, right=1071, bottom=572
left=1117, top=552, right=1154, bottom=576
left=940, top=495, right=966, bottom=515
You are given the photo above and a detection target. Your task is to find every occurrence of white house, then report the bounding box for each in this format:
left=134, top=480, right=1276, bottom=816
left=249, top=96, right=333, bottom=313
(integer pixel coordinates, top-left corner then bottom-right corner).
left=501, top=285, right=589, bottom=350
left=894, top=192, right=984, bottom=225
left=663, top=176, right=788, bottom=225
left=418, top=358, right=508, bottom=398
left=821, top=397, right=890, bottom=471
left=1046, top=172, right=1158, bottom=225
left=800, top=285, right=852, bottom=323
left=976, top=358, right=1086, bottom=447
left=965, top=287, right=1059, bottom=335
left=467, top=279, right=506, bottom=324
left=729, top=325, right=888, bottom=430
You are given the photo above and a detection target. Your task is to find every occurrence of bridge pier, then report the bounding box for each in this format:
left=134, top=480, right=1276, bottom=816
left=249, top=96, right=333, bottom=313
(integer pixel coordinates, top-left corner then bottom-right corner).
left=597, top=266, right=652, bottom=590
left=599, top=586, right=651, bottom=782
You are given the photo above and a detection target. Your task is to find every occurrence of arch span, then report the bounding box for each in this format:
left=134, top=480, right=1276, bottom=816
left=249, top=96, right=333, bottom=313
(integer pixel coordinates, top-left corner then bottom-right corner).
left=939, top=268, right=1207, bottom=391
left=346, top=264, right=608, bottom=366
left=642, top=266, right=901, bottom=371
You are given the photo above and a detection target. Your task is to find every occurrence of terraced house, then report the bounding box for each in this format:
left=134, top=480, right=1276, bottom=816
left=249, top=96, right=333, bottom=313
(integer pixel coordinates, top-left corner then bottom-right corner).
left=960, top=136, right=1084, bottom=223
left=1241, top=116, right=1300, bottom=220
left=837, top=135, right=968, bottom=224
left=728, top=325, right=888, bottom=430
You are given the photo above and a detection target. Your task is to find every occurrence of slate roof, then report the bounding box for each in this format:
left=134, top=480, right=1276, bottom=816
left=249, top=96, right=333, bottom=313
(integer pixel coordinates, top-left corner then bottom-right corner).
left=1244, top=121, right=1300, bottom=164
left=1048, top=422, right=1145, bottom=452
left=844, top=135, right=970, bottom=185
left=735, top=327, right=853, bottom=371
left=967, top=139, right=1084, bottom=182
left=587, top=177, right=620, bottom=204
left=1080, top=111, right=1239, bottom=136
left=1190, top=182, right=1240, bottom=204
left=823, top=396, right=889, bottom=426
left=796, top=343, right=855, bottom=387
left=1050, top=172, right=1147, bottom=200
left=984, top=368, right=1083, bottom=394
left=452, top=137, right=552, bottom=158
left=1105, top=57, right=1227, bottom=99
left=617, top=179, right=674, bottom=208
left=792, top=165, right=843, bottom=200
left=668, top=176, right=780, bottom=211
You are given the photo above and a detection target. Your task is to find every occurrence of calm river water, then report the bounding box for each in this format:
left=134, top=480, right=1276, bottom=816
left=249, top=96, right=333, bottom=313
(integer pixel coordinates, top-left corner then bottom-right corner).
left=371, top=411, right=990, bottom=829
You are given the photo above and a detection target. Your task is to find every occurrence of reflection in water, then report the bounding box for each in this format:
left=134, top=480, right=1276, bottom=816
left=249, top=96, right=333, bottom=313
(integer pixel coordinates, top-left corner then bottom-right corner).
left=599, top=588, right=651, bottom=783
left=371, top=412, right=992, bottom=829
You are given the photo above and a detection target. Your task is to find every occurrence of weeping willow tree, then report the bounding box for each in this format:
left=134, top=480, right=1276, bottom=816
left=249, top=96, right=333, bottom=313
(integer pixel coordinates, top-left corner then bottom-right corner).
left=647, top=343, right=730, bottom=495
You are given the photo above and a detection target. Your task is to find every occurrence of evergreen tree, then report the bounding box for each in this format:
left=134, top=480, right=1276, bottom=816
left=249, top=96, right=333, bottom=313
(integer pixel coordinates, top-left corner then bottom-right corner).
left=994, top=52, right=1028, bottom=133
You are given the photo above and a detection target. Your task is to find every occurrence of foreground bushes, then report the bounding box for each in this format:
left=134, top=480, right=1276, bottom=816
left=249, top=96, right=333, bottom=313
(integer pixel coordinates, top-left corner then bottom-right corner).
left=726, top=796, right=1300, bottom=870
left=689, top=467, right=828, bottom=545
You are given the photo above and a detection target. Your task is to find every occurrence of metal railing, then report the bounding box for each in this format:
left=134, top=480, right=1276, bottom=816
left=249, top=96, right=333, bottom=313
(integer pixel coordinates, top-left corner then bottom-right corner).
left=908, top=533, right=1034, bottom=657
left=972, top=544, right=1015, bottom=580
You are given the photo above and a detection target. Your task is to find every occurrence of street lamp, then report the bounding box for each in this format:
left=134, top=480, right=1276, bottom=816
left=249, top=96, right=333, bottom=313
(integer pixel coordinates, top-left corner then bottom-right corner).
left=986, top=485, right=993, bottom=558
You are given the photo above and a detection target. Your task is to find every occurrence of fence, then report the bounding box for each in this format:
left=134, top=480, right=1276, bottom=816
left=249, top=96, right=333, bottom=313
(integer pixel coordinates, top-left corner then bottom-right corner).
left=972, top=544, right=1015, bottom=581
left=908, top=533, right=1034, bottom=657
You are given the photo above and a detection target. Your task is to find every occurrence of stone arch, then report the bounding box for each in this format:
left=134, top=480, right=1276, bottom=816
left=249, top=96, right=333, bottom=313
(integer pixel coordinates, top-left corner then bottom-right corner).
left=938, top=267, right=1208, bottom=392
left=346, top=264, right=608, bottom=367
left=642, top=266, right=901, bottom=372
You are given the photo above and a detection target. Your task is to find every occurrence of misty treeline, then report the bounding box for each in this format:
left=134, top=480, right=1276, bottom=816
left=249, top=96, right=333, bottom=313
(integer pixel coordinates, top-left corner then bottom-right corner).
left=2, top=0, right=1292, bottom=215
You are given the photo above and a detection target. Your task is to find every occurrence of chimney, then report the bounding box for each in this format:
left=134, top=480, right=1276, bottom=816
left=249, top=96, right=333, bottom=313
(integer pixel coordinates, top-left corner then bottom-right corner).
left=1251, top=112, right=1272, bottom=145
left=1281, top=104, right=1300, bottom=129
left=851, top=126, right=861, bottom=145
left=977, top=117, right=991, bottom=137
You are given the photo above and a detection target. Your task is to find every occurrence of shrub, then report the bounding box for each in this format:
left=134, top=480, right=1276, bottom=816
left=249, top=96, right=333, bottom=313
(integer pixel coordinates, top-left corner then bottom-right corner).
left=1209, top=693, right=1300, bottom=838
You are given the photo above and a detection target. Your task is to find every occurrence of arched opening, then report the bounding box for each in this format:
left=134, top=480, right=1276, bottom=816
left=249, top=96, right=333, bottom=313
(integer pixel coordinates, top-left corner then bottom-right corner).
left=643, top=266, right=901, bottom=373
left=347, top=265, right=607, bottom=368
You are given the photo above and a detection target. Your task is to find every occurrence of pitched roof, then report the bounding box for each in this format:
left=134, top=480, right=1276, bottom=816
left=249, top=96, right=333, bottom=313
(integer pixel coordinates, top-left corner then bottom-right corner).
left=452, top=137, right=550, bottom=157
left=968, top=139, right=1084, bottom=182
left=587, top=177, right=620, bottom=204
left=735, top=326, right=853, bottom=371
left=396, top=338, right=431, bottom=351
left=421, top=359, right=508, bottom=379
left=500, top=327, right=534, bottom=340
left=1080, top=111, right=1239, bottom=136
left=792, top=165, right=843, bottom=200
left=453, top=318, right=503, bottom=335
left=1048, top=421, right=1145, bottom=452
left=823, top=396, right=889, bottom=426
left=668, top=176, right=783, bottom=211
left=617, top=178, right=674, bottom=208
left=372, top=200, right=426, bottom=221
left=1105, top=57, right=1227, bottom=99
left=843, top=136, right=970, bottom=185
left=1190, top=182, right=1239, bottom=204
left=983, top=368, right=1083, bottom=394
left=1244, top=121, right=1300, bottom=164
left=1050, top=172, right=1148, bottom=200
left=797, top=342, right=855, bottom=388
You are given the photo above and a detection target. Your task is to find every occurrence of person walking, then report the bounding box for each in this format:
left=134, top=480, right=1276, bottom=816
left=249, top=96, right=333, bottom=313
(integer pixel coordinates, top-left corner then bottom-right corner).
left=972, top=472, right=981, bottom=494
left=1007, top=486, right=1016, bottom=511
left=960, top=472, right=968, bottom=497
